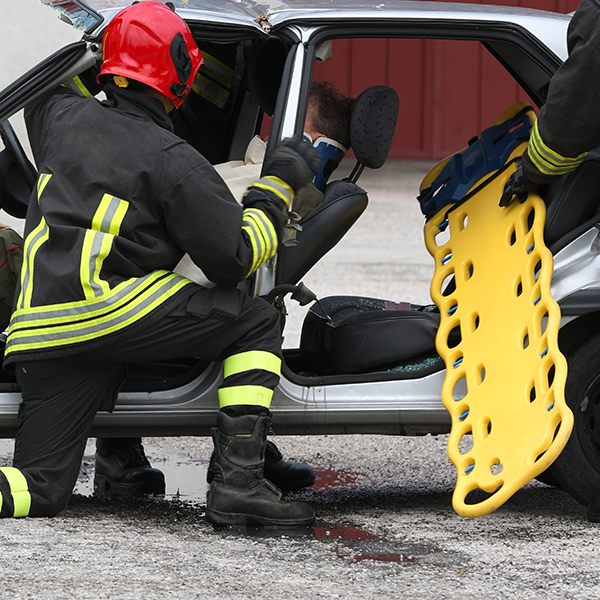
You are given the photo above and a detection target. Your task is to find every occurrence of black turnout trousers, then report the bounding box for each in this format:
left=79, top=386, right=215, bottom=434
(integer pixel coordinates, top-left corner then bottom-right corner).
left=0, top=285, right=282, bottom=517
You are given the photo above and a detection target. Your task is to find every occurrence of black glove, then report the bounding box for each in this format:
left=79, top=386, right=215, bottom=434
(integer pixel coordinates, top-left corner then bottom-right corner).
left=499, top=166, right=538, bottom=207
left=262, top=137, right=321, bottom=194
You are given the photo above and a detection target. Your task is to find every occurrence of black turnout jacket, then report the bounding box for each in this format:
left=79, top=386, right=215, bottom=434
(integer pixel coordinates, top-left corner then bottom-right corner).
left=523, top=0, right=600, bottom=183
left=4, top=84, right=285, bottom=364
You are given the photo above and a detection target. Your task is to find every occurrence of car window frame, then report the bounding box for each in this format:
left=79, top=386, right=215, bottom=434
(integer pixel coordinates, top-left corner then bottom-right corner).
left=266, top=19, right=564, bottom=148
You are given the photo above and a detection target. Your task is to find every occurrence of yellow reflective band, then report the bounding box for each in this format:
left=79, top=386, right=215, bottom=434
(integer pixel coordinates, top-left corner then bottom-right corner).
left=192, top=73, right=230, bottom=109
left=62, top=75, right=94, bottom=98
left=18, top=174, right=53, bottom=310
left=19, top=218, right=48, bottom=311
left=218, top=385, right=274, bottom=409
left=0, top=467, right=31, bottom=518
left=6, top=272, right=193, bottom=356
left=37, top=172, right=52, bottom=199
left=252, top=176, right=294, bottom=209
left=81, top=194, right=130, bottom=300
left=11, top=270, right=176, bottom=328
left=81, top=230, right=114, bottom=299
left=527, top=121, right=588, bottom=176
left=223, top=351, right=281, bottom=379
left=92, top=193, right=129, bottom=236
left=244, top=210, right=275, bottom=265
left=191, top=52, right=234, bottom=108
left=242, top=208, right=278, bottom=276
left=242, top=221, right=274, bottom=274
left=73, top=75, right=94, bottom=98
left=242, top=217, right=260, bottom=274
left=200, top=52, right=235, bottom=88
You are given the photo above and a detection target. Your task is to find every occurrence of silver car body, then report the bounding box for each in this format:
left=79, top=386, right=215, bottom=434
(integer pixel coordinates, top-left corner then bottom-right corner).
left=1, top=1, right=587, bottom=441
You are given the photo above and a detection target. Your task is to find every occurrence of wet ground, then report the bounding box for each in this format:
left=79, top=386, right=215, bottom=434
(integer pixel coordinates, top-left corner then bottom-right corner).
left=2, top=432, right=597, bottom=600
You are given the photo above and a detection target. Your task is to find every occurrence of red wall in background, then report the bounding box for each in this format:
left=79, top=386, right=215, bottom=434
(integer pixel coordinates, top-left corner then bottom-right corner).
left=311, top=0, right=582, bottom=159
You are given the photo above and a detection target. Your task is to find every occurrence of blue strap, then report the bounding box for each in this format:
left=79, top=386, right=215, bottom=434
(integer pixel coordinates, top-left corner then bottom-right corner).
left=418, top=108, right=533, bottom=219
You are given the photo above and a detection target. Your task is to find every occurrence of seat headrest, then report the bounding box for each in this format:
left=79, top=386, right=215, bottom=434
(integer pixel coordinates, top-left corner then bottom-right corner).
left=350, top=85, right=399, bottom=170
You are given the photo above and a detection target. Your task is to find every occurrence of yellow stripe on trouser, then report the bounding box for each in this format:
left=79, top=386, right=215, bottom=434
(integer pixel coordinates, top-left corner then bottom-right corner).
left=0, top=467, right=31, bottom=517
left=223, top=351, right=281, bottom=379
left=218, top=385, right=274, bottom=408
left=219, top=351, right=281, bottom=408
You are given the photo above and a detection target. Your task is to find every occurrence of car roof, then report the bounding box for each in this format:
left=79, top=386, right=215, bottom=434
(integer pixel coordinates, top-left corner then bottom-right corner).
left=43, top=0, right=570, bottom=59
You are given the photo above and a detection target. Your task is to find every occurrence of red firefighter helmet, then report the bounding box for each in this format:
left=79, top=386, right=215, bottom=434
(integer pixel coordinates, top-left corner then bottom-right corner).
left=98, top=1, right=202, bottom=107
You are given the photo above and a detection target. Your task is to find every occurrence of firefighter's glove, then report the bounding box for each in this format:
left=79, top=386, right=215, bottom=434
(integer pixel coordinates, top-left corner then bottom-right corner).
left=244, top=137, right=320, bottom=211
left=263, top=137, right=321, bottom=195
left=499, top=166, right=537, bottom=207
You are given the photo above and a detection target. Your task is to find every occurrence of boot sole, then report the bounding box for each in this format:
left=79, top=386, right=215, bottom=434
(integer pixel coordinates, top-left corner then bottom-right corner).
left=205, top=507, right=315, bottom=528
left=94, top=473, right=166, bottom=497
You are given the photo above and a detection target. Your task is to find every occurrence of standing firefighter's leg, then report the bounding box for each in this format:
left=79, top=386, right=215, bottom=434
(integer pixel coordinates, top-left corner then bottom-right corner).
left=207, top=437, right=316, bottom=491
left=206, top=348, right=315, bottom=491
left=263, top=440, right=315, bottom=491
left=206, top=349, right=314, bottom=527
left=206, top=407, right=315, bottom=527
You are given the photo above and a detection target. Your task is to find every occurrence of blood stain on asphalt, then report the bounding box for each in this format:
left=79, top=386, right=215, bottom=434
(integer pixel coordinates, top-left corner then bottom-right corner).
left=310, top=467, right=364, bottom=491
left=312, top=524, right=433, bottom=564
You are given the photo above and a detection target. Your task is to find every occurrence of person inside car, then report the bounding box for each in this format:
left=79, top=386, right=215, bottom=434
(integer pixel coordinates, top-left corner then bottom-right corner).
left=175, top=80, right=355, bottom=286
left=216, top=80, right=354, bottom=217
left=0, top=1, right=319, bottom=527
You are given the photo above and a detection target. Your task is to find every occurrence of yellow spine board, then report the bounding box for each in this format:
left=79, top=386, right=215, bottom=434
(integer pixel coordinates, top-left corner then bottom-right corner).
left=424, top=145, right=573, bottom=518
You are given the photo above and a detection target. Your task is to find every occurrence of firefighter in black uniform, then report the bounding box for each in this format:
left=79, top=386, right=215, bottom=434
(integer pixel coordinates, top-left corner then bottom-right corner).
left=501, top=0, right=600, bottom=205
left=0, top=1, right=319, bottom=526
left=501, top=0, right=600, bottom=521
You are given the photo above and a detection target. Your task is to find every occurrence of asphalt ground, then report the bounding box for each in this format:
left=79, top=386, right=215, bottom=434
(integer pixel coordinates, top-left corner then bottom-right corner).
left=1, top=3, right=600, bottom=599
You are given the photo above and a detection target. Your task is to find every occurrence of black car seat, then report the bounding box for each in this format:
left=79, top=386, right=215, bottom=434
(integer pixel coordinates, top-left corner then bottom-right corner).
left=282, top=86, right=441, bottom=376
left=276, top=84, right=399, bottom=285
left=300, top=297, right=442, bottom=375
left=543, top=147, right=600, bottom=251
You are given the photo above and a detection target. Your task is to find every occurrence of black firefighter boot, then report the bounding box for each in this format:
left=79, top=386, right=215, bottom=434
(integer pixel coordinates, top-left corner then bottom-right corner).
left=207, top=438, right=316, bottom=492
left=264, top=440, right=316, bottom=490
left=94, top=438, right=166, bottom=497
left=205, top=409, right=315, bottom=527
